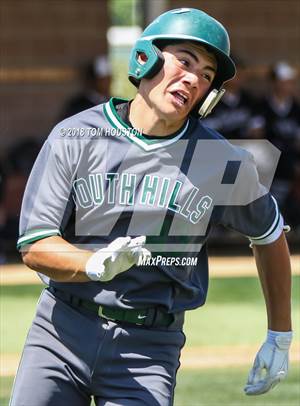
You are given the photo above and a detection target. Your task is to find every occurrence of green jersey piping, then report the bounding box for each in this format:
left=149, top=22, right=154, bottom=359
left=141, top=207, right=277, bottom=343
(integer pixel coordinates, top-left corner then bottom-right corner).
left=17, top=228, right=61, bottom=249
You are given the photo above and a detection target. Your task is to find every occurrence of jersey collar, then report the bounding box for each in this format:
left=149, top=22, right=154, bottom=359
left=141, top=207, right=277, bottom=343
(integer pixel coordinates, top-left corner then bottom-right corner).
left=103, top=97, right=190, bottom=152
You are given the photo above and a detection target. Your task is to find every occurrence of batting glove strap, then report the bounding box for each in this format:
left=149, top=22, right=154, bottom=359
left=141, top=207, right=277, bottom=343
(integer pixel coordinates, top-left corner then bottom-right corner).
left=267, top=329, right=293, bottom=350
left=244, top=330, right=293, bottom=396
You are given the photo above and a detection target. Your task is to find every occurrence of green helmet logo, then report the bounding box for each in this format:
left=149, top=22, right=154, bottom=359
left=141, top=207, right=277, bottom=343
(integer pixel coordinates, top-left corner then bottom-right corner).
left=128, top=8, right=236, bottom=88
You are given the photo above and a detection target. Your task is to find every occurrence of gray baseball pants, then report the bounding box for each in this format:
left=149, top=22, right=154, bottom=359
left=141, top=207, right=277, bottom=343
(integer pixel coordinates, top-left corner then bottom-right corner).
left=9, top=288, right=185, bottom=406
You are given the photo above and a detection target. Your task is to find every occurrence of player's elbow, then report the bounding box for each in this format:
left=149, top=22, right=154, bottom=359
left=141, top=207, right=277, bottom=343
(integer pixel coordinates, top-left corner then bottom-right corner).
left=21, top=249, right=38, bottom=271
left=21, top=249, right=63, bottom=281
left=21, top=240, right=46, bottom=272
left=20, top=237, right=55, bottom=272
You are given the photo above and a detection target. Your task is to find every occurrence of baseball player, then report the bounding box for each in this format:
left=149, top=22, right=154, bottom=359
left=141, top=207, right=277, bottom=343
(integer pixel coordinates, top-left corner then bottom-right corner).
left=10, top=8, right=292, bottom=406
left=60, top=55, right=112, bottom=120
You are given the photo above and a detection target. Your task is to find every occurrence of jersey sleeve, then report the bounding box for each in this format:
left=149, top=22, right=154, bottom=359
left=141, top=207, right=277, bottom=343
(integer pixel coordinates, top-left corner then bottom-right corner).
left=17, top=128, right=74, bottom=249
left=219, top=151, right=284, bottom=245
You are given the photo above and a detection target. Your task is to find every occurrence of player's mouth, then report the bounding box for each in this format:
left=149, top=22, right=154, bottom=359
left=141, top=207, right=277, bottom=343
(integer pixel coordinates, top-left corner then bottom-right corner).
left=169, top=90, right=189, bottom=107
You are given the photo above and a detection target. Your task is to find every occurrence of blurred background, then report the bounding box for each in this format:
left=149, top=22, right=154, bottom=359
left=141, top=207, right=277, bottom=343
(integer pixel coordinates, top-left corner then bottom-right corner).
left=0, top=1, right=299, bottom=405
left=0, top=0, right=299, bottom=260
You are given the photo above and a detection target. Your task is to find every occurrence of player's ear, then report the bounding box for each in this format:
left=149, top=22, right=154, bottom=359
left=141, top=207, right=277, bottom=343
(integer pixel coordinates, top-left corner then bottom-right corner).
left=137, top=52, right=148, bottom=65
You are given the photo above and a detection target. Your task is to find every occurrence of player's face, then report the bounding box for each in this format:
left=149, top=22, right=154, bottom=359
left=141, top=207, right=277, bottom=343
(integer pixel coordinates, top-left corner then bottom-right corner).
left=139, top=42, right=217, bottom=122
left=273, top=78, right=295, bottom=99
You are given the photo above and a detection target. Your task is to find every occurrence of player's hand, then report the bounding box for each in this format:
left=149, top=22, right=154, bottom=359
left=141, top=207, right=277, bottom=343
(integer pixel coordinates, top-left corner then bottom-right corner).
left=244, top=330, right=293, bottom=396
left=85, top=236, right=151, bottom=282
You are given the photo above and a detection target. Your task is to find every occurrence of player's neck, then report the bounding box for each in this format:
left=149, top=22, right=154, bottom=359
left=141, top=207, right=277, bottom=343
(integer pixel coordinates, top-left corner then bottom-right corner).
left=129, top=95, right=186, bottom=137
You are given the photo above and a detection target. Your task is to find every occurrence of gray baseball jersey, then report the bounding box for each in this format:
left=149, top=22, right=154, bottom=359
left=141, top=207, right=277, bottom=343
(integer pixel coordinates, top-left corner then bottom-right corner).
left=17, top=98, right=283, bottom=312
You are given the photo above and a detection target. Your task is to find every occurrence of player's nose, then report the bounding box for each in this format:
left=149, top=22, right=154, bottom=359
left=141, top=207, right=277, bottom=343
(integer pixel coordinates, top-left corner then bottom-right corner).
left=181, top=71, right=199, bottom=89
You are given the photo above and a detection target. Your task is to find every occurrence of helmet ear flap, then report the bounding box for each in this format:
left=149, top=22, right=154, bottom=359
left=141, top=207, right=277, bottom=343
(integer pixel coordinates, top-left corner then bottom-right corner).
left=129, top=40, right=165, bottom=86
left=143, top=45, right=164, bottom=79
left=190, top=74, right=226, bottom=118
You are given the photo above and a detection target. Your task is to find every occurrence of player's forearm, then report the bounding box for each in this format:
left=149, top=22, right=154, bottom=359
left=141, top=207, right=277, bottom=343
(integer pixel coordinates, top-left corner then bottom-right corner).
left=21, top=236, right=92, bottom=282
left=253, top=232, right=292, bottom=331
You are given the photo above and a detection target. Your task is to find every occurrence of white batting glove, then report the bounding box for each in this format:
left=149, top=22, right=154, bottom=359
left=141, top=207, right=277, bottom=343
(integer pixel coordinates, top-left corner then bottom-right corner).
left=85, top=236, right=151, bottom=282
left=244, top=330, right=293, bottom=396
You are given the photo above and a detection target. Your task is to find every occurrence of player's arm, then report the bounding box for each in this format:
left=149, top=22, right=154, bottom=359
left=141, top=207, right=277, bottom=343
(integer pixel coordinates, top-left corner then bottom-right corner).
left=253, top=231, right=291, bottom=332
left=21, top=235, right=92, bottom=282
left=21, top=234, right=150, bottom=283
left=219, top=150, right=293, bottom=395
left=244, top=231, right=293, bottom=396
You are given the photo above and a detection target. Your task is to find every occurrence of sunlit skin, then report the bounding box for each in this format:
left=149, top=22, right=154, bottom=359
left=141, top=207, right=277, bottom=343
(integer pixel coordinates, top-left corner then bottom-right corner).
left=129, top=42, right=217, bottom=136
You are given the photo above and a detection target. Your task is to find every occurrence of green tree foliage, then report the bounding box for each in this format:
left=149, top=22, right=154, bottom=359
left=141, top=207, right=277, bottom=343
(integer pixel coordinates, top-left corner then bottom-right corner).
left=109, top=0, right=141, bottom=26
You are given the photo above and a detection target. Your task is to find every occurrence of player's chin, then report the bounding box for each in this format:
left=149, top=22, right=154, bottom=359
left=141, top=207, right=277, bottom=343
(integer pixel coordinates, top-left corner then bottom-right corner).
left=163, top=109, right=188, bottom=123
left=167, top=102, right=191, bottom=120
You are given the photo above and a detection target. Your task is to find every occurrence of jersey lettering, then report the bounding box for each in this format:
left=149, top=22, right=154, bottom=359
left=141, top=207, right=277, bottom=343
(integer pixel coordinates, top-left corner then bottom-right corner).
left=72, top=172, right=213, bottom=226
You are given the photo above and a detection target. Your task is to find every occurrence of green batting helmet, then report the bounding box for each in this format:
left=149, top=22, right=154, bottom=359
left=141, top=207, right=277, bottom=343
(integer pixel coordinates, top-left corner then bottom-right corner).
left=128, top=8, right=236, bottom=88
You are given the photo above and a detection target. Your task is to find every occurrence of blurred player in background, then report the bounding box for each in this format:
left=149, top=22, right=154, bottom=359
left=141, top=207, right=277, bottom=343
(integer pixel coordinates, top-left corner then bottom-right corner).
left=61, top=55, right=112, bottom=119
left=10, top=8, right=293, bottom=406
left=0, top=160, right=6, bottom=263
left=249, top=61, right=300, bottom=207
left=1, top=138, right=41, bottom=260
left=202, top=56, right=256, bottom=139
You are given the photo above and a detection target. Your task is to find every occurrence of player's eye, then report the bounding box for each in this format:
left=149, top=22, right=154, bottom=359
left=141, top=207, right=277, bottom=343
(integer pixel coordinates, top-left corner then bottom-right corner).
left=178, top=58, right=190, bottom=67
left=202, top=73, right=213, bottom=83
